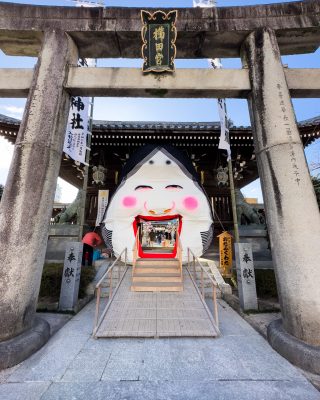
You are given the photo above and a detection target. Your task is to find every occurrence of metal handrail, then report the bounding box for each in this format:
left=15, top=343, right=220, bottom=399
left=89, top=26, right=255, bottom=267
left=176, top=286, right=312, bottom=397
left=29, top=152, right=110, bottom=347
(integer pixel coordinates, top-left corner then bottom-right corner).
left=187, top=247, right=219, bottom=328
left=176, top=231, right=183, bottom=277
left=93, top=248, right=128, bottom=337
left=132, top=230, right=139, bottom=276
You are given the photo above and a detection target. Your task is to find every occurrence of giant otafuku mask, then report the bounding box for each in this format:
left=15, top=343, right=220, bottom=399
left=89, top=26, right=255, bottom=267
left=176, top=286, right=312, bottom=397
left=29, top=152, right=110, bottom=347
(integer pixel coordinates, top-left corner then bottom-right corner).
left=102, top=146, right=213, bottom=262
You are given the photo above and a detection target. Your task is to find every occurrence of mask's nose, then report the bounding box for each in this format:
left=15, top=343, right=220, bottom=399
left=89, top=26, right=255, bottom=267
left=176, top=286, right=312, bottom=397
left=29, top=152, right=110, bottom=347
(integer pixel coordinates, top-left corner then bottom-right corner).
left=144, top=201, right=175, bottom=215
left=147, top=208, right=171, bottom=215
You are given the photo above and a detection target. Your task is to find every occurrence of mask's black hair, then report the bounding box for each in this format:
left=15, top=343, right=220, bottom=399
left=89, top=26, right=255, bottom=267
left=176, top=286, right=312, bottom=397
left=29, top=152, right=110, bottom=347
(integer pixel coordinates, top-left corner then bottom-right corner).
left=120, top=144, right=201, bottom=185
left=101, top=145, right=213, bottom=223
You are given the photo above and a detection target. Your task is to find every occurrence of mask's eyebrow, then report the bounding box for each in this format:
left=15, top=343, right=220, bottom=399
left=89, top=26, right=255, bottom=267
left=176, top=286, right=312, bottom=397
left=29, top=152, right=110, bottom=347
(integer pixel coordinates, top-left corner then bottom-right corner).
left=135, top=185, right=153, bottom=190
left=165, top=185, right=183, bottom=189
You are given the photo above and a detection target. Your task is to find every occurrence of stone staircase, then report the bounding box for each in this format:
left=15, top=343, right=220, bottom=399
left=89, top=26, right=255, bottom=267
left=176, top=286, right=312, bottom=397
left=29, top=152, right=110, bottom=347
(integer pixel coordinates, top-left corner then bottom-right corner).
left=131, top=258, right=183, bottom=292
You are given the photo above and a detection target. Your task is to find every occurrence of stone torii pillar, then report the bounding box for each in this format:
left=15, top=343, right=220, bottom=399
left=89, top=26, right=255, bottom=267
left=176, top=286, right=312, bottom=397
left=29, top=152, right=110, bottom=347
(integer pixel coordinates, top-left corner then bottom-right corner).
left=0, top=30, right=78, bottom=368
left=242, top=28, right=320, bottom=373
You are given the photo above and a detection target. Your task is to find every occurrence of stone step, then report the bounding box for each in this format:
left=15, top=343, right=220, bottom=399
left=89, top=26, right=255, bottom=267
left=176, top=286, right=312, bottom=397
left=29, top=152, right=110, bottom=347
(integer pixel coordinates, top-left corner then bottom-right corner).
left=133, top=272, right=181, bottom=277
left=132, top=275, right=182, bottom=283
left=136, top=259, right=179, bottom=267
left=131, top=282, right=183, bottom=292
left=134, top=267, right=180, bottom=274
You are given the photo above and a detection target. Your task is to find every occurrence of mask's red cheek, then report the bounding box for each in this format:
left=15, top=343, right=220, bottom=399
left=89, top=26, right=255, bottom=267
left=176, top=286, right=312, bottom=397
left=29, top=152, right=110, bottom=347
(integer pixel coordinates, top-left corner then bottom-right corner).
left=122, top=196, right=137, bottom=208
left=182, top=196, right=199, bottom=211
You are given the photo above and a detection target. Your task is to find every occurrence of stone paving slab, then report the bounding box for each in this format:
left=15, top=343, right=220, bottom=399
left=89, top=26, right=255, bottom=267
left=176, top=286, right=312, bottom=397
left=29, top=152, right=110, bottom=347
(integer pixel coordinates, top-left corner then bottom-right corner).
left=0, top=382, right=51, bottom=400
left=18, top=381, right=319, bottom=400
left=0, top=299, right=319, bottom=400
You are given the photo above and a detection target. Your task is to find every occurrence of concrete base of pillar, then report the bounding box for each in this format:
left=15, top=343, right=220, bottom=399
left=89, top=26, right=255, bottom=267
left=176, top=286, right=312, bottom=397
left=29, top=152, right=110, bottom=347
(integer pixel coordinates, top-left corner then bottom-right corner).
left=0, top=317, right=50, bottom=370
left=267, top=319, right=320, bottom=375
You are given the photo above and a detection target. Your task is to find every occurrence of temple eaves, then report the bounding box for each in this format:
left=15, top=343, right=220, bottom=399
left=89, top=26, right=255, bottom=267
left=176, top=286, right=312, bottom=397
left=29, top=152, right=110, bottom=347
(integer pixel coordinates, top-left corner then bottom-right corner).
left=1, top=113, right=319, bottom=132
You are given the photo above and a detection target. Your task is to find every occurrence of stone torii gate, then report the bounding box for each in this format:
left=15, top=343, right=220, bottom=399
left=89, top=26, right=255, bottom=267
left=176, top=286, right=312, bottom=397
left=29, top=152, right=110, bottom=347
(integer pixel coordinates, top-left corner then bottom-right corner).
left=0, top=1, right=320, bottom=372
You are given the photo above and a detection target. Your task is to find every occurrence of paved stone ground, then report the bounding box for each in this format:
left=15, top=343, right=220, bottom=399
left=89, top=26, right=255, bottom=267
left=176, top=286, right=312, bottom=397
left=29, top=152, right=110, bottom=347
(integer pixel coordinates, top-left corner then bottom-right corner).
left=0, top=299, right=319, bottom=400
left=38, top=313, right=72, bottom=336
left=237, top=310, right=282, bottom=339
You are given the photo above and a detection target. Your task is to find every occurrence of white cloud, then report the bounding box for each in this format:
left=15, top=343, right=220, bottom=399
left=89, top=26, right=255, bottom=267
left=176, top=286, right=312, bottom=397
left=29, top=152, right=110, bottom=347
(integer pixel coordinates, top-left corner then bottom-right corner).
left=241, top=179, right=263, bottom=203
left=57, top=178, right=78, bottom=203
left=0, top=105, right=24, bottom=118
left=0, top=137, right=13, bottom=169
left=0, top=167, right=9, bottom=185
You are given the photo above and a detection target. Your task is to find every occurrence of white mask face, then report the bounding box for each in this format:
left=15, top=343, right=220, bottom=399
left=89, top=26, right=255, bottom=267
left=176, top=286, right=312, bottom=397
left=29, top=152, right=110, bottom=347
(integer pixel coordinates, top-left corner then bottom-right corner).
left=103, top=149, right=213, bottom=261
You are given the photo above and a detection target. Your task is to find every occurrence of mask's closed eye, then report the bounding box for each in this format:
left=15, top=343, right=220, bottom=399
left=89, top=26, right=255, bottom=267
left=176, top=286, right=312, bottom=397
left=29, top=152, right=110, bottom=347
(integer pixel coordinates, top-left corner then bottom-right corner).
left=165, top=185, right=183, bottom=190
left=135, top=185, right=153, bottom=191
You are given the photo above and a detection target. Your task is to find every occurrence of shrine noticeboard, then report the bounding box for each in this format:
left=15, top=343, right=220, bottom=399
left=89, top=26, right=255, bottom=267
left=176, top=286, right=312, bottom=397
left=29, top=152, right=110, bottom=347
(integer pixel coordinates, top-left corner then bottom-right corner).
left=217, top=231, right=233, bottom=277
left=141, top=10, right=177, bottom=73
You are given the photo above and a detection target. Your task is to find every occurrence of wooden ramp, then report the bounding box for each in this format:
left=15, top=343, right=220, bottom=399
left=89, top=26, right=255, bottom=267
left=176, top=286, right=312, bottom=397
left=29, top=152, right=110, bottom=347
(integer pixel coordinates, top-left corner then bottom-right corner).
left=95, top=268, right=219, bottom=338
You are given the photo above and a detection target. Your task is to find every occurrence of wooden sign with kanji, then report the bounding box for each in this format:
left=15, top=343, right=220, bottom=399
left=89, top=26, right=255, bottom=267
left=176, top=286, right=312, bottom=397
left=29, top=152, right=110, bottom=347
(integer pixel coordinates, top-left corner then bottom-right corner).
left=217, top=231, right=233, bottom=277
left=141, top=10, right=177, bottom=73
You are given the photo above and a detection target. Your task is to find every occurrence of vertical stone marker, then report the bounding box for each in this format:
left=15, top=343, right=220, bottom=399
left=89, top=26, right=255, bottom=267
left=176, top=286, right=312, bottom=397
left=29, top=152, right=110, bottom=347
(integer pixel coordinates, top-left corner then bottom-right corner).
left=235, top=243, right=258, bottom=311
left=59, top=242, right=83, bottom=311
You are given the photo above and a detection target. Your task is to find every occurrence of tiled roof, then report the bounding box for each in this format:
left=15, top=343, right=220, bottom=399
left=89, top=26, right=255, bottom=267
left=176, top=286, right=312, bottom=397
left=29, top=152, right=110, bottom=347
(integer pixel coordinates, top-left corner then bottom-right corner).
left=0, top=114, right=319, bottom=130
left=298, top=116, right=320, bottom=127
left=92, top=120, right=256, bottom=130
left=92, top=120, right=225, bottom=130
left=0, top=113, right=20, bottom=125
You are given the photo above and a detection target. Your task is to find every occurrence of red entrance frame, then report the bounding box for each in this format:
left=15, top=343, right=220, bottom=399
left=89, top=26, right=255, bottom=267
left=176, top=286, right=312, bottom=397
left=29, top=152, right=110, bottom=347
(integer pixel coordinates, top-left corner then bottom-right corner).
left=133, top=214, right=182, bottom=259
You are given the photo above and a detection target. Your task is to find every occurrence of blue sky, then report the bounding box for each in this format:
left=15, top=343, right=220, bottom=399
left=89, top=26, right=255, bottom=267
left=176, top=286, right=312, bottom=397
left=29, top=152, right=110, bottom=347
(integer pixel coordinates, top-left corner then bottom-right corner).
left=0, top=0, right=319, bottom=202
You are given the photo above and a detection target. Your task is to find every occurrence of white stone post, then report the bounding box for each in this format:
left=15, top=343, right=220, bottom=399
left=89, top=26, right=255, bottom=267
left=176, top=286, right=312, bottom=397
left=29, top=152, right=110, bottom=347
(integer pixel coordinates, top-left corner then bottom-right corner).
left=0, top=31, right=78, bottom=342
left=242, top=28, right=320, bottom=345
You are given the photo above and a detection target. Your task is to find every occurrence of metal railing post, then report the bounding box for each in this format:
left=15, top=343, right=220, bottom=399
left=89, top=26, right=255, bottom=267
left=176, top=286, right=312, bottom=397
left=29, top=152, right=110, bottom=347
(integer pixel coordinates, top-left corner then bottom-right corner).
left=201, top=268, right=204, bottom=298
left=186, top=247, right=219, bottom=330
left=178, top=234, right=183, bottom=278
left=93, top=287, right=101, bottom=334
left=124, top=248, right=127, bottom=280
left=93, top=248, right=128, bottom=336
left=132, top=231, right=138, bottom=277
left=109, top=272, right=113, bottom=298
left=213, top=285, right=219, bottom=327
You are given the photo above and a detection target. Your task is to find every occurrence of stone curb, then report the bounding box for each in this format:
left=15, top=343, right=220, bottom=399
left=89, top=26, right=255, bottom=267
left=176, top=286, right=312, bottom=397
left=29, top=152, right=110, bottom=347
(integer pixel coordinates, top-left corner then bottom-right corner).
left=0, top=317, right=50, bottom=370
left=267, top=318, right=320, bottom=375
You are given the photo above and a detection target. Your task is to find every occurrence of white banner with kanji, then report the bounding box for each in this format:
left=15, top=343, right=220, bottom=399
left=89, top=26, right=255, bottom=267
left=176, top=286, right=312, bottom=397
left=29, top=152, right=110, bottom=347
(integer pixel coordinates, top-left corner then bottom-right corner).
left=211, top=58, right=231, bottom=161
left=217, top=98, right=231, bottom=160
left=63, top=96, right=89, bottom=164
left=63, top=59, right=93, bottom=164
left=96, top=190, right=109, bottom=227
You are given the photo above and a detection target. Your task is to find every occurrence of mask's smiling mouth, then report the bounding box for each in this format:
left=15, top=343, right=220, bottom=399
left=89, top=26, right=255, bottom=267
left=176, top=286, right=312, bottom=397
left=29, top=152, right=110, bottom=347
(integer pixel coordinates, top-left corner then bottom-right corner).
left=134, top=214, right=182, bottom=259
left=144, top=201, right=176, bottom=216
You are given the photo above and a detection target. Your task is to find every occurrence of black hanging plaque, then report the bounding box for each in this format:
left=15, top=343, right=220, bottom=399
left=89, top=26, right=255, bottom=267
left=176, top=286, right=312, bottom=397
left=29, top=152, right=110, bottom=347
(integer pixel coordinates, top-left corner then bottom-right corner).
left=141, top=10, right=177, bottom=73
